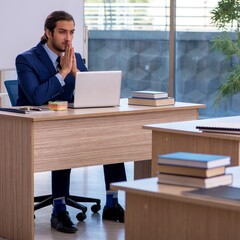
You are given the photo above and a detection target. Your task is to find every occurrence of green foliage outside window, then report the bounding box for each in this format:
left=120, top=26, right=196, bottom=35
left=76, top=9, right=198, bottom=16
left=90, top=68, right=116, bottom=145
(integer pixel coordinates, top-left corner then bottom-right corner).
left=211, top=0, right=240, bottom=105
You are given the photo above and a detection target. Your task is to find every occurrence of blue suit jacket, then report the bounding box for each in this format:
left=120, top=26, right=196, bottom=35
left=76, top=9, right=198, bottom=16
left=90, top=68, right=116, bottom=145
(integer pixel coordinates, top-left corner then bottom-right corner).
left=15, top=42, right=87, bottom=106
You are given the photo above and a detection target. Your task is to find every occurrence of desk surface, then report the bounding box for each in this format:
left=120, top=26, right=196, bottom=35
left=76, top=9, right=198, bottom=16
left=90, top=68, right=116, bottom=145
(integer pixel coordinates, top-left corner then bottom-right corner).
left=111, top=177, right=240, bottom=211
left=0, top=99, right=205, bottom=121
left=143, top=115, right=240, bottom=140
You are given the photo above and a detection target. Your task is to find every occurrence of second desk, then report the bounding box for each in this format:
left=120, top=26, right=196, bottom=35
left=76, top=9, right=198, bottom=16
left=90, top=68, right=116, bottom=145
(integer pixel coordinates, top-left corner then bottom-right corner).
left=143, top=115, right=240, bottom=176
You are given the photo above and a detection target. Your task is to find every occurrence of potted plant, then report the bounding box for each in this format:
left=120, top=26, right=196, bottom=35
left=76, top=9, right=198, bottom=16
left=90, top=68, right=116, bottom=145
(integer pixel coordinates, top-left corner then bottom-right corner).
left=210, top=0, right=240, bottom=105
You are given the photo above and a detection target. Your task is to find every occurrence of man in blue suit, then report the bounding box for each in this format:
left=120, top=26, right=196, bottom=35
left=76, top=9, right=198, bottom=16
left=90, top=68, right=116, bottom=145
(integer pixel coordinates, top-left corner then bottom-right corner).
left=16, top=10, right=126, bottom=234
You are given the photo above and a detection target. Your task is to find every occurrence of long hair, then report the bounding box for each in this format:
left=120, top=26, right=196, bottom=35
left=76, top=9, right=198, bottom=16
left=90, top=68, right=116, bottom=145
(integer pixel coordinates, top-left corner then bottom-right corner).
left=41, top=11, right=75, bottom=44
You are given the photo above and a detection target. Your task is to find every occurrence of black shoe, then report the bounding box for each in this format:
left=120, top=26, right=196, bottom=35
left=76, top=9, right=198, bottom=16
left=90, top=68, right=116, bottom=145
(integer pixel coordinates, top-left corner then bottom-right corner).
left=102, top=203, right=125, bottom=223
left=51, top=211, right=78, bottom=233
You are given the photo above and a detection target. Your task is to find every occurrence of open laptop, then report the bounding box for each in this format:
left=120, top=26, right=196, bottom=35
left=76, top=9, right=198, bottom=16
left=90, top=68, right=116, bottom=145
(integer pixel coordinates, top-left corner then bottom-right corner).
left=69, top=70, right=122, bottom=108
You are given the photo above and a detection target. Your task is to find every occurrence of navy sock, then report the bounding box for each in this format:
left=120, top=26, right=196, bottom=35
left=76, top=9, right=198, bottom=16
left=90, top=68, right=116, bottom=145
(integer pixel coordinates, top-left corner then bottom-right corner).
left=53, top=197, right=66, bottom=215
left=105, top=191, right=118, bottom=208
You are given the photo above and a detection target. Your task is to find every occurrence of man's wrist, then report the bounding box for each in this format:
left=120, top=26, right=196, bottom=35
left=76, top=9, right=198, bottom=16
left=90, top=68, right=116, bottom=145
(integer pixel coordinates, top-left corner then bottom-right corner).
left=56, top=73, right=65, bottom=86
left=59, top=69, right=69, bottom=79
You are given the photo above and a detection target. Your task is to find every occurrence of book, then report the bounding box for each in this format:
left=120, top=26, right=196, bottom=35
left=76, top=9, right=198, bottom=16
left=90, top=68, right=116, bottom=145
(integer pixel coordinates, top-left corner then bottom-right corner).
left=157, top=164, right=226, bottom=178
left=196, top=122, right=240, bottom=134
left=128, top=97, right=175, bottom=107
left=158, top=152, right=231, bottom=169
left=157, top=173, right=232, bottom=188
left=132, top=90, right=168, bottom=99
left=183, top=185, right=240, bottom=202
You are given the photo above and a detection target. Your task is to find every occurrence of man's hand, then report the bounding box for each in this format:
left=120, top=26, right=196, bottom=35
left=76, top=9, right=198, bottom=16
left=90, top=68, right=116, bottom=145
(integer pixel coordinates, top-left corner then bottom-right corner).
left=58, top=42, right=74, bottom=79
left=59, top=42, right=80, bottom=79
left=70, top=48, right=80, bottom=78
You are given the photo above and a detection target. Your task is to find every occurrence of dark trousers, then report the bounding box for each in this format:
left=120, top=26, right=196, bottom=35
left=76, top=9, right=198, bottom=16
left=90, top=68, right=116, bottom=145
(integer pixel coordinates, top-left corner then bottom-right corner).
left=52, top=163, right=127, bottom=198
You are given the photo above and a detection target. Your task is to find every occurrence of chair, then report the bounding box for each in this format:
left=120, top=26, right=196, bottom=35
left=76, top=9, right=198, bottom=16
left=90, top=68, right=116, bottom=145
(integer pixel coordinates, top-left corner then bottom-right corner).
left=4, top=80, right=101, bottom=221
left=4, top=80, right=19, bottom=106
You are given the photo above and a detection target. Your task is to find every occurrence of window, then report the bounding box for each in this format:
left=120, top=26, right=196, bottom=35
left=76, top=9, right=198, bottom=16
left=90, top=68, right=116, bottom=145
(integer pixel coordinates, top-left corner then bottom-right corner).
left=84, top=0, right=170, bottom=97
left=84, top=0, right=237, bottom=117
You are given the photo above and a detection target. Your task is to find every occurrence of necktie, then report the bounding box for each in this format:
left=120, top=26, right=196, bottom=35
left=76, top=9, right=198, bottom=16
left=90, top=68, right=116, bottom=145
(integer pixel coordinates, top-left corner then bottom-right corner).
left=56, top=56, right=62, bottom=71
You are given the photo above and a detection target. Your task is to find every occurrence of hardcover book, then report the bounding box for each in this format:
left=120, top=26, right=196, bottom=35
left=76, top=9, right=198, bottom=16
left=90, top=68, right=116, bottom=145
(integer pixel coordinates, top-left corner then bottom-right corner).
left=158, top=152, right=231, bottom=169
left=132, top=90, right=168, bottom=99
left=128, top=97, right=175, bottom=107
left=157, top=164, right=226, bottom=178
left=157, top=173, right=232, bottom=188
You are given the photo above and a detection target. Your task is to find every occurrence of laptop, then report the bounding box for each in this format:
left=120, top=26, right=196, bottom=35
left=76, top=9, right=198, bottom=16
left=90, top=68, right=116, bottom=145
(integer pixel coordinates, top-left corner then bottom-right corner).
left=69, top=70, right=122, bottom=108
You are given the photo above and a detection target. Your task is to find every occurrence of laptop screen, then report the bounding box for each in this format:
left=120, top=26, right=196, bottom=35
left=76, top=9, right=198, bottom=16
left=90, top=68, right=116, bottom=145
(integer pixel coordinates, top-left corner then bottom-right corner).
left=70, top=70, right=122, bottom=108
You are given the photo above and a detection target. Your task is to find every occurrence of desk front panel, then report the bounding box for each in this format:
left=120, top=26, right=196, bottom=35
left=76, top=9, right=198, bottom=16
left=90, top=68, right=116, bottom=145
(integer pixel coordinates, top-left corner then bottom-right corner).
left=33, top=108, right=199, bottom=172
left=125, top=192, right=240, bottom=240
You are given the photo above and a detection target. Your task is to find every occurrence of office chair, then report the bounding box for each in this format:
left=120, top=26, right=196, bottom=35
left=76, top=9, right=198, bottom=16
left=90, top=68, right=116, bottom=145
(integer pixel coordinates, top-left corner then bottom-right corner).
left=4, top=80, right=101, bottom=221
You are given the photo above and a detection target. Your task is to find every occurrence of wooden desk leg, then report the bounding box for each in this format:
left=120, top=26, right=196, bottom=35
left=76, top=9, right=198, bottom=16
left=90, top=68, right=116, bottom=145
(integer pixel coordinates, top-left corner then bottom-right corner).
left=134, top=160, right=152, bottom=179
left=0, top=118, right=34, bottom=240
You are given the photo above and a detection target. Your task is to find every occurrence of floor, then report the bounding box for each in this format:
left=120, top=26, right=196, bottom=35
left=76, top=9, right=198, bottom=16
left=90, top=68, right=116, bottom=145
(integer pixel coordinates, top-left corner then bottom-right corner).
left=2, top=162, right=134, bottom=240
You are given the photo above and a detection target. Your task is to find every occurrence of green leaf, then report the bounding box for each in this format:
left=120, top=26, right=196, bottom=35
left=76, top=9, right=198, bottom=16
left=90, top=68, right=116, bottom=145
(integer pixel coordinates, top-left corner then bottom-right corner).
left=211, top=0, right=240, bottom=31
left=211, top=0, right=240, bottom=105
left=214, top=65, right=240, bottom=105
left=211, top=33, right=240, bottom=58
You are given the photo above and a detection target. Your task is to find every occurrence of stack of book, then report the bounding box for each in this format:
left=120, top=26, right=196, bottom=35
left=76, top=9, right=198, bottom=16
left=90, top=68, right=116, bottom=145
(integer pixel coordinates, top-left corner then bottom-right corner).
left=157, top=152, right=232, bottom=188
left=128, top=90, right=175, bottom=107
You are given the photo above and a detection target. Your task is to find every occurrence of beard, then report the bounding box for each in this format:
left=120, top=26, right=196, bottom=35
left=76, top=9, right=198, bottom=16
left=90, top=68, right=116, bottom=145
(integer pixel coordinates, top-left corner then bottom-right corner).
left=51, top=40, right=66, bottom=53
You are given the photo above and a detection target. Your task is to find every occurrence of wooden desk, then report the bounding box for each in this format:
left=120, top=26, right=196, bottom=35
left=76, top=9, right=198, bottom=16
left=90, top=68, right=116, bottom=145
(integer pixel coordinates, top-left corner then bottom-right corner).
left=111, top=178, right=240, bottom=240
left=143, top=116, right=240, bottom=176
left=0, top=99, right=204, bottom=240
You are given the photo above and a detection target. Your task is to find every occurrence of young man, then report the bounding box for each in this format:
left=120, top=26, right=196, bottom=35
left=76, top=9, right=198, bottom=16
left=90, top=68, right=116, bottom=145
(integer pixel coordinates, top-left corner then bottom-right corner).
left=16, top=11, right=126, bottom=234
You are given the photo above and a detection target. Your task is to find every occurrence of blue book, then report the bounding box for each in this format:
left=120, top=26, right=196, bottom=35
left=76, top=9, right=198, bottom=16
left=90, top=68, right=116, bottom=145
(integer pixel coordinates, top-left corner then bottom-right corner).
left=158, top=152, right=231, bottom=169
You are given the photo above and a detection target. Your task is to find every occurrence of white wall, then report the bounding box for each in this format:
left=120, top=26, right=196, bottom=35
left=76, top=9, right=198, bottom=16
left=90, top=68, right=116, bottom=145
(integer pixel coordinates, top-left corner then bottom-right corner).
left=0, top=0, right=84, bottom=69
